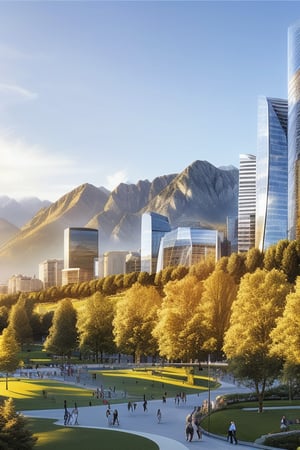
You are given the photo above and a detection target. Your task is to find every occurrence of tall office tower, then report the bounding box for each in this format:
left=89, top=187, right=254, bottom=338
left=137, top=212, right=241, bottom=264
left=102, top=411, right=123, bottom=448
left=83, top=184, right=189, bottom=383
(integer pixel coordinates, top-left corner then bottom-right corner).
left=39, top=259, right=63, bottom=288
left=141, top=212, right=171, bottom=274
left=256, top=97, right=288, bottom=251
left=156, top=227, right=221, bottom=272
left=63, top=227, right=98, bottom=284
left=238, top=154, right=256, bottom=253
left=288, top=21, right=300, bottom=240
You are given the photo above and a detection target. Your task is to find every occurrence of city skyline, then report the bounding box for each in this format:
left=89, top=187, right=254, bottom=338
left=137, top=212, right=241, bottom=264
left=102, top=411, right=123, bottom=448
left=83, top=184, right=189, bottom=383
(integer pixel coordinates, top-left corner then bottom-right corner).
left=1, top=1, right=300, bottom=202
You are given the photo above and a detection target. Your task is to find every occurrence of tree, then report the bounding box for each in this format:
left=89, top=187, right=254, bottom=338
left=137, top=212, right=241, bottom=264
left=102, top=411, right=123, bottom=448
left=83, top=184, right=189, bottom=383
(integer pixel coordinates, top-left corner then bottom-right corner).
left=43, top=299, right=78, bottom=362
left=263, top=244, right=277, bottom=271
left=0, top=328, right=20, bottom=390
left=77, top=292, right=116, bottom=362
left=275, top=239, right=290, bottom=269
left=281, top=241, right=300, bottom=282
left=113, top=283, right=162, bottom=362
left=8, top=296, right=32, bottom=349
left=245, top=247, right=264, bottom=273
left=200, top=270, right=237, bottom=358
left=0, top=306, right=8, bottom=333
left=270, top=278, right=300, bottom=365
left=189, top=258, right=215, bottom=280
left=223, top=268, right=291, bottom=412
left=226, top=253, right=246, bottom=283
left=0, top=397, right=37, bottom=449
left=153, top=275, right=204, bottom=361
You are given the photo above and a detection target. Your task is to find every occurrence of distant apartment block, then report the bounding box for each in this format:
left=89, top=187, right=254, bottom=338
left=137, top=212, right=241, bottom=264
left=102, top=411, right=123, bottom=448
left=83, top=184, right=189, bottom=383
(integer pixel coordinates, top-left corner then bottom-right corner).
left=63, top=227, right=99, bottom=285
left=238, top=154, right=256, bottom=252
left=103, top=251, right=129, bottom=277
left=39, top=259, right=63, bottom=288
left=125, top=252, right=141, bottom=273
left=256, top=97, right=288, bottom=251
left=8, top=275, right=43, bottom=294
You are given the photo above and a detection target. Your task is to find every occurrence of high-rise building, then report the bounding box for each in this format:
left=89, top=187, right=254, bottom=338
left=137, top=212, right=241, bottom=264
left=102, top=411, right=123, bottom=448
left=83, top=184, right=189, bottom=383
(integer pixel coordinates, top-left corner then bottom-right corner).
left=156, top=227, right=221, bottom=272
left=103, top=251, right=129, bottom=277
left=288, top=21, right=300, bottom=240
left=238, top=154, right=256, bottom=253
left=141, top=212, right=171, bottom=274
left=256, top=97, right=288, bottom=251
left=63, top=227, right=98, bottom=284
left=39, top=259, right=63, bottom=288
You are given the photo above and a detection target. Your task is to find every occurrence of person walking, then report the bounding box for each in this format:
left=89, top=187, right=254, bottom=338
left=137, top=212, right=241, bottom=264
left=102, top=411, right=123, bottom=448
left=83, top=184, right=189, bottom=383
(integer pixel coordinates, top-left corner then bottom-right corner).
left=112, top=409, right=119, bottom=426
left=106, top=407, right=112, bottom=426
left=72, top=404, right=79, bottom=425
left=157, top=408, right=162, bottom=423
left=143, top=399, right=148, bottom=412
left=228, top=421, right=238, bottom=444
left=185, top=421, right=194, bottom=442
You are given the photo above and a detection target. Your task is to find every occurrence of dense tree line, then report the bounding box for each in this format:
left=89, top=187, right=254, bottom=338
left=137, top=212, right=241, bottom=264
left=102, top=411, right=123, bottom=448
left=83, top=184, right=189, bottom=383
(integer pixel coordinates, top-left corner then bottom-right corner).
left=0, top=239, right=300, bottom=410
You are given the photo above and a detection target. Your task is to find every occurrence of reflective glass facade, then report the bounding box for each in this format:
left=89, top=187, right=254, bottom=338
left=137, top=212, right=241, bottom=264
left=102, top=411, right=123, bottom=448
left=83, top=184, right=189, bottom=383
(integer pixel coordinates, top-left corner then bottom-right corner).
left=156, top=227, right=220, bottom=272
left=288, top=22, right=300, bottom=240
left=64, top=227, right=98, bottom=282
left=256, top=97, right=288, bottom=251
left=238, top=154, right=256, bottom=252
left=141, top=212, right=171, bottom=274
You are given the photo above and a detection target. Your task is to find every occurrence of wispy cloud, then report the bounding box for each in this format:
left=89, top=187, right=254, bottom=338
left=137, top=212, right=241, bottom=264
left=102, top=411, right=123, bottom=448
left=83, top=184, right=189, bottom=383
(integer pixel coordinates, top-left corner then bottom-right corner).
left=0, top=134, right=76, bottom=201
left=106, top=170, right=128, bottom=190
left=0, top=83, right=38, bottom=101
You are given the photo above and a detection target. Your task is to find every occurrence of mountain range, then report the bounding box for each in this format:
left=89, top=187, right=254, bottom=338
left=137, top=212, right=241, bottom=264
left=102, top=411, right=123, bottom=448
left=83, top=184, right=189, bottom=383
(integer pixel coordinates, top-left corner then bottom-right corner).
left=0, top=160, right=239, bottom=283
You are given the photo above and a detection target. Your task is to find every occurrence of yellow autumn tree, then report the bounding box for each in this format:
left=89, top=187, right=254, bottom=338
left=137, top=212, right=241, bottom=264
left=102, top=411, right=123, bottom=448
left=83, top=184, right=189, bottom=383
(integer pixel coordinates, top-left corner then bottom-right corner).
left=153, top=275, right=204, bottom=361
left=223, top=268, right=290, bottom=412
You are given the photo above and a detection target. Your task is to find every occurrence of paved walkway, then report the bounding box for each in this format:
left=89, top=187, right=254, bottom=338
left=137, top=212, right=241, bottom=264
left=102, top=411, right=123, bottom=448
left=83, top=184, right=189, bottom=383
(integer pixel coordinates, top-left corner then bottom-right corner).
left=23, top=380, right=261, bottom=450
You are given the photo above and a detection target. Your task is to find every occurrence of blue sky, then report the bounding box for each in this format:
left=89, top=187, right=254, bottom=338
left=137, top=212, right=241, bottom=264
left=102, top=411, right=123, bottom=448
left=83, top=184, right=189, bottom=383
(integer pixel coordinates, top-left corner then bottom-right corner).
left=0, top=1, right=299, bottom=202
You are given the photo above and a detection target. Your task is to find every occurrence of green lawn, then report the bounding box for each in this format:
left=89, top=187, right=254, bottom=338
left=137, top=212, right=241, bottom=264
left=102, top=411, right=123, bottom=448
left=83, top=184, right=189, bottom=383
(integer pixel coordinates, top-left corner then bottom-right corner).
left=201, top=403, right=300, bottom=442
left=28, top=418, right=158, bottom=450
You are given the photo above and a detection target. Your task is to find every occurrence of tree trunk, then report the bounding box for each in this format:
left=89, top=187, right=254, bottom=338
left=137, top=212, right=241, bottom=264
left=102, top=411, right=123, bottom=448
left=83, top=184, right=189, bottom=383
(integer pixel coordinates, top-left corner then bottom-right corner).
left=5, top=373, right=8, bottom=390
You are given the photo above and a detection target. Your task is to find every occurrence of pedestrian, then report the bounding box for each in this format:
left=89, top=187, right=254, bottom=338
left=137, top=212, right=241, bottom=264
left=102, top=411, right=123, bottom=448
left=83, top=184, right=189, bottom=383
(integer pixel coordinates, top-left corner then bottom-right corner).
left=127, top=401, right=132, bottom=412
left=228, top=421, right=238, bottom=444
left=143, top=400, right=148, bottom=412
left=112, top=409, right=119, bottom=426
left=194, top=419, right=202, bottom=440
left=106, top=407, right=111, bottom=426
left=63, top=408, right=69, bottom=426
left=72, top=404, right=79, bottom=425
left=157, top=408, right=162, bottom=423
left=185, top=422, right=194, bottom=442
left=280, top=415, right=289, bottom=431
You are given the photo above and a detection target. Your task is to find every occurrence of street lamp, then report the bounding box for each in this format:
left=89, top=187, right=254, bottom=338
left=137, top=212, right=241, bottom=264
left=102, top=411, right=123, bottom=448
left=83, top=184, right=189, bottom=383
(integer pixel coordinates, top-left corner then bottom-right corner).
left=207, top=353, right=211, bottom=433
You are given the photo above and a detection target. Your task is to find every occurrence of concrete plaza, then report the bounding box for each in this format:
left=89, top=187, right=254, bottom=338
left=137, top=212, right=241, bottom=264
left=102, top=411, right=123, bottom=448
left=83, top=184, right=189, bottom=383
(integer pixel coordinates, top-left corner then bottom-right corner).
left=24, top=380, right=268, bottom=450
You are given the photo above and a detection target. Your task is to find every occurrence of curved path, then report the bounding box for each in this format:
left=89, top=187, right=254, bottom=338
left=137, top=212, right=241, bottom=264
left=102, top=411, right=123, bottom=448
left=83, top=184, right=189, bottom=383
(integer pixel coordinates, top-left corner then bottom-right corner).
left=24, top=381, right=261, bottom=450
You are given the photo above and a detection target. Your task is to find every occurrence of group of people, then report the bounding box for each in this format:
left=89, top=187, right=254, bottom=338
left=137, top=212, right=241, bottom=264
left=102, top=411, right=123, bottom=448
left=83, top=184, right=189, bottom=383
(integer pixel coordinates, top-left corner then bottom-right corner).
left=106, top=407, right=119, bottom=426
left=63, top=401, right=79, bottom=426
left=185, top=408, right=202, bottom=442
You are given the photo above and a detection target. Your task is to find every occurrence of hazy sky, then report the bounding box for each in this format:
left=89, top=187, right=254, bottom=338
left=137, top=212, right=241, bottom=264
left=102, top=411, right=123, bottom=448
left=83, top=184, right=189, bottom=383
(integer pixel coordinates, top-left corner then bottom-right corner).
left=0, top=1, right=299, bottom=202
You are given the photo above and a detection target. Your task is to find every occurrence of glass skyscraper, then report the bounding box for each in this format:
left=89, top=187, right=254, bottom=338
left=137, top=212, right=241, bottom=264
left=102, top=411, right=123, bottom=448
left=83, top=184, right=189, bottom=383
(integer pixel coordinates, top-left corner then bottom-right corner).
left=156, top=227, right=220, bottom=272
left=64, top=227, right=98, bottom=283
left=238, top=154, right=256, bottom=252
left=140, top=212, right=171, bottom=274
left=288, top=21, right=300, bottom=240
left=256, top=97, right=288, bottom=251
